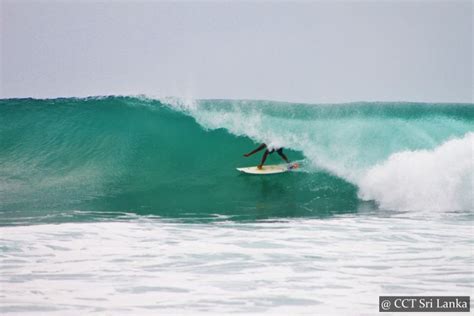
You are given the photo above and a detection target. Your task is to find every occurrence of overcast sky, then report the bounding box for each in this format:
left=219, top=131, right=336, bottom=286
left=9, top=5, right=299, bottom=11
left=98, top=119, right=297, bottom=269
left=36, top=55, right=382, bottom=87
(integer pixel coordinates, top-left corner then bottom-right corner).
left=1, top=0, right=472, bottom=103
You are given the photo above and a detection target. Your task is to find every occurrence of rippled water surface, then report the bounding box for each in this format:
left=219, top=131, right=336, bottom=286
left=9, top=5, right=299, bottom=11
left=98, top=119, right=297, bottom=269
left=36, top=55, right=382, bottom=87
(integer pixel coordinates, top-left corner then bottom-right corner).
left=1, top=212, right=472, bottom=315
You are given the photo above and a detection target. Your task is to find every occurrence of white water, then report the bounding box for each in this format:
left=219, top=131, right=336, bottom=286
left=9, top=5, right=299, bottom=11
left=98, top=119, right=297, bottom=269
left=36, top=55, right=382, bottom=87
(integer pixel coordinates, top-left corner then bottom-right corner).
left=1, top=214, right=472, bottom=315
left=359, top=133, right=474, bottom=212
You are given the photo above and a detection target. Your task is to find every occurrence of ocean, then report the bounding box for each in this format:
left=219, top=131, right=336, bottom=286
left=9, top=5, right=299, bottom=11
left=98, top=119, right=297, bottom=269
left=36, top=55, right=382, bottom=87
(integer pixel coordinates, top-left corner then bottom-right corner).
left=0, top=96, right=473, bottom=315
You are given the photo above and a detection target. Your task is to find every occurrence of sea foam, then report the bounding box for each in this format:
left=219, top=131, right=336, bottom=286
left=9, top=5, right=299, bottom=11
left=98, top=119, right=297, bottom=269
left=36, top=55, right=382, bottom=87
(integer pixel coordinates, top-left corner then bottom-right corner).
left=358, top=132, right=473, bottom=211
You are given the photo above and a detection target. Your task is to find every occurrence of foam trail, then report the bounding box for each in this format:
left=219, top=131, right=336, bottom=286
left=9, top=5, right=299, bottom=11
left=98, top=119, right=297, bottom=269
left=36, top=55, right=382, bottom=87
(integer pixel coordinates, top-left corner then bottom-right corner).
left=358, top=132, right=473, bottom=211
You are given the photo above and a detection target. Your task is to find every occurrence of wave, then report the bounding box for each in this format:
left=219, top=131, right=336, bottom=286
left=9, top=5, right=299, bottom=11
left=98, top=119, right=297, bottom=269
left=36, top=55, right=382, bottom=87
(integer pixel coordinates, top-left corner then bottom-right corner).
left=163, top=97, right=473, bottom=211
left=359, top=133, right=473, bottom=211
left=0, top=96, right=472, bottom=224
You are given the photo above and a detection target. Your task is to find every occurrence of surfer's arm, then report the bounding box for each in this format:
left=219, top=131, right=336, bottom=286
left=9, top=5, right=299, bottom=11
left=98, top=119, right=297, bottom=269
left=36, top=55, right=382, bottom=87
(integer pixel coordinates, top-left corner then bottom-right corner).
left=244, top=143, right=267, bottom=157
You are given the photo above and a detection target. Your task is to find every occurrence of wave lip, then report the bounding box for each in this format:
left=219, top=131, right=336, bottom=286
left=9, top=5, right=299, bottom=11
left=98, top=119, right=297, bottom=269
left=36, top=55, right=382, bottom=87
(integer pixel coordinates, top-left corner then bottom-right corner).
left=358, top=133, right=473, bottom=212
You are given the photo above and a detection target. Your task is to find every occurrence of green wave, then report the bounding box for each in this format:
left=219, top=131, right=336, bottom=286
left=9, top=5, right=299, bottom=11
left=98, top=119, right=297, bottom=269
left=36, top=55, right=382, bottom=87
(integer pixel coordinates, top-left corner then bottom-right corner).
left=0, top=96, right=472, bottom=225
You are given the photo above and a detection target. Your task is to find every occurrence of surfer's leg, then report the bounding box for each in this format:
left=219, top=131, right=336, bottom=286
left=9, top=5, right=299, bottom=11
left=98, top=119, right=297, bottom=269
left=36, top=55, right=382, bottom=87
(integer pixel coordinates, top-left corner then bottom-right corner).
left=258, top=150, right=270, bottom=169
left=244, top=143, right=267, bottom=157
left=277, top=149, right=290, bottom=163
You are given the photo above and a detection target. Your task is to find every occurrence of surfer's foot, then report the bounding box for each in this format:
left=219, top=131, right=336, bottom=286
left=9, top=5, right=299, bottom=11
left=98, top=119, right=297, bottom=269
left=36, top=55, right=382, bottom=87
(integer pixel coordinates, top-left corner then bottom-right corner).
left=257, top=165, right=263, bottom=170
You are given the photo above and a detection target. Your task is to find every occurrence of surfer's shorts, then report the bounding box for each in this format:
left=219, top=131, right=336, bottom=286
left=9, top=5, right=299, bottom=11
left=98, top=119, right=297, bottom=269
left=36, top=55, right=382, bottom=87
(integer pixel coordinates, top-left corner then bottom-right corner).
left=268, top=148, right=283, bottom=154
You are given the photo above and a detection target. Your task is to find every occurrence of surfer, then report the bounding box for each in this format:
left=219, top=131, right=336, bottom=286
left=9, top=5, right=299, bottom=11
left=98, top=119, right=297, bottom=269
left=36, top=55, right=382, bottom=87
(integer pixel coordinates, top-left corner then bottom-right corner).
left=243, top=143, right=290, bottom=169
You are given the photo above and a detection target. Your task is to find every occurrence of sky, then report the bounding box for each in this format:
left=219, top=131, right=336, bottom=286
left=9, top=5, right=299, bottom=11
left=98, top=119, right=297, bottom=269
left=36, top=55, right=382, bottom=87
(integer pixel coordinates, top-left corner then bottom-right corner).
left=1, top=0, right=472, bottom=103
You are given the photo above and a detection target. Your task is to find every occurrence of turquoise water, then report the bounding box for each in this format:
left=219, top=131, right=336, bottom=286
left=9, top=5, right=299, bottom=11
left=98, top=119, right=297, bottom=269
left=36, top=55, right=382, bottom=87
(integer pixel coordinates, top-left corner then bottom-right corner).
left=0, top=97, right=474, bottom=225
left=1, top=96, right=472, bottom=224
left=1, top=97, right=473, bottom=314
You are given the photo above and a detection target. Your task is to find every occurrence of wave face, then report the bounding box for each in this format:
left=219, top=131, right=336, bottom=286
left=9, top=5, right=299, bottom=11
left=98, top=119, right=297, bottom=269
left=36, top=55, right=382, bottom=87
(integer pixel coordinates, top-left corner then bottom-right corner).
left=0, top=96, right=472, bottom=224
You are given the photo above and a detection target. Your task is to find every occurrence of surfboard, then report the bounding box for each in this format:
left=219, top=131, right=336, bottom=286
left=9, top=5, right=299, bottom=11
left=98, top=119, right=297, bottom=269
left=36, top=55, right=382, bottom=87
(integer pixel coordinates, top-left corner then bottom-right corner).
left=237, top=163, right=299, bottom=175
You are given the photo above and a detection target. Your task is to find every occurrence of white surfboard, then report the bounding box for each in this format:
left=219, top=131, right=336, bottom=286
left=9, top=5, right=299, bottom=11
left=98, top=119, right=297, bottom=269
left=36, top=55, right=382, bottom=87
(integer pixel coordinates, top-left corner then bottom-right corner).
left=237, top=163, right=299, bottom=175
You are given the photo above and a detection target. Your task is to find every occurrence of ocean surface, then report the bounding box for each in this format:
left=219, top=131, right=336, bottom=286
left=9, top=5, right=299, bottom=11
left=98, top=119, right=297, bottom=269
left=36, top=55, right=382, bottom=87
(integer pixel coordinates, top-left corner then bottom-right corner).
left=0, top=96, right=473, bottom=315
